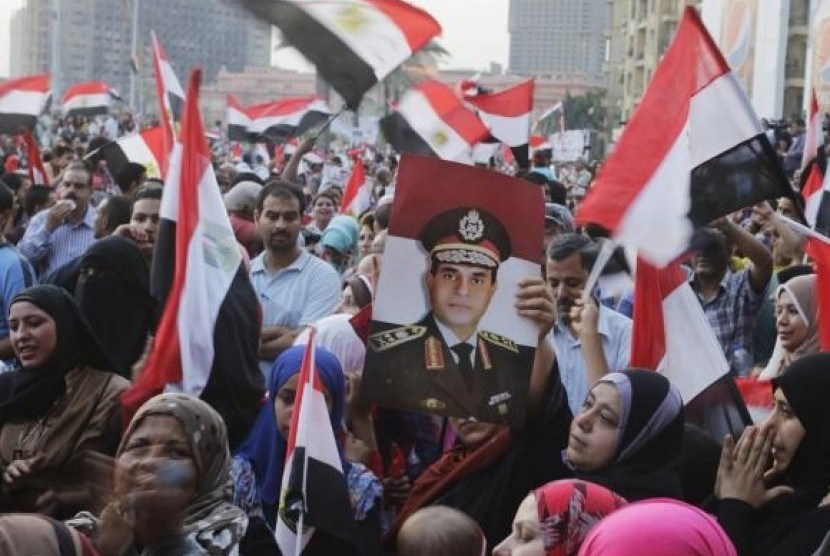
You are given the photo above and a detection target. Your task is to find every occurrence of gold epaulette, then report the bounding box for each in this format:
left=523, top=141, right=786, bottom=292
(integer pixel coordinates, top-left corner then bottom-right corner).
left=479, top=330, right=518, bottom=353
left=369, top=325, right=427, bottom=352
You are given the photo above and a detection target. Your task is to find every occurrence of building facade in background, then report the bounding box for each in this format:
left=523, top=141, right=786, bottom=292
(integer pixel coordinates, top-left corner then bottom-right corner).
left=9, top=0, right=270, bottom=113
left=508, top=0, right=609, bottom=81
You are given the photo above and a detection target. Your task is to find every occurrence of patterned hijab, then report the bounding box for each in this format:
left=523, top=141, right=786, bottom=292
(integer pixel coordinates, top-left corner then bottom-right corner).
left=0, top=514, right=98, bottom=556
left=534, top=479, right=627, bottom=556
left=119, top=393, right=247, bottom=552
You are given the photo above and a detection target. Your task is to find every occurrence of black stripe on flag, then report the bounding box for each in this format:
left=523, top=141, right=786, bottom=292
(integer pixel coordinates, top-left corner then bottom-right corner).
left=65, top=105, right=110, bottom=118
left=227, top=124, right=251, bottom=142
left=100, top=141, right=129, bottom=180
left=281, top=447, right=361, bottom=552
left=240, top=1, right=376, bottom=109
left=0, top=114, right=38, bottom=134
left=380, top=112, right=436, bottom=158
left=259, top=111, right=331, bottom=142
left=689, top=134, right=802, bottom=229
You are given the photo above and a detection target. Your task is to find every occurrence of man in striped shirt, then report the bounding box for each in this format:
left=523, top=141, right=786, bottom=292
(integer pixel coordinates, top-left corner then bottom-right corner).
left=19, top=162, right=97, bottom=276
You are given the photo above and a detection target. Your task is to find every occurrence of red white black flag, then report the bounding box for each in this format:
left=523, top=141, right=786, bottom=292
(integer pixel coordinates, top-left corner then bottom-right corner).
left=340, top=156, right=372, bottom=216
left=380, top=80, right=490, bottom=164
left=463, top=79, right=534, bottom=167
left=121, top=69, right=262, bottom=422
left=226, top=94, right=252, bottom=142
left=246, top=96, right=332, bottom=141
left=99, top=126, right=166, bottom=181
left=576, top=8, right=799, bottom=267
left=276, top=328, right=358, bottom=554
left=151, top=31, right=186, bottom=175
left=61, top=81, right=121, bottom=116
left=0, top=73, right=50, bottom=134
left=238, top=0, right=440, bottom=108
left=22, top=130, right=48, bottom=186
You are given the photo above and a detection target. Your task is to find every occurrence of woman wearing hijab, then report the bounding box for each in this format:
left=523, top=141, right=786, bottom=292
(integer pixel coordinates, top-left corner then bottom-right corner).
left=231, top=345, right=383, bottom=555
left=75, top=236, right=157, bottom=376
left=70, top=393, right=247, bottom=556
left=716, top=352, right=830, bottom=555
left=577, top=499, right=736, bottom=555
left=0, top=514, right=100, bottom=556
left=758, top=274, right=819, bottom=379
left=0, top=285, right=130, bottom=517
left=565, top=370, right=685, bottom=502
left=493, top=479, right=627, bottom=556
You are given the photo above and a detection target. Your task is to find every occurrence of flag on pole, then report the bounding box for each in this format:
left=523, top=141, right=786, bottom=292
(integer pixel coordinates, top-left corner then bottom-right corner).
left=533, top=101, right=564, bottom=136
left=805, top=237, right=830, bottom=350
left=576, top=8, right=799, bottom=267
left=121, top=69, right=263, bottom=432
left=227, top=94, right=253, bottom=141
left=380, top=80, right=490, bottom=164
left=463, top=79, right=534, bottom=168
left=99, top=126, right=166, bottom=180
left=150, top=31, right=186, bottom=175
left=246, top=96, right=332, bottom=141
left=631, top=257, right=750, bottom=438
left=61, top=81, right=121, bottom=116
left=0, top=73, right=50, bottom=134
left=238, top=0, right=441, bottom=108
left=275, top=329, right=358, bottom=555
left=22, top=130, right=48, bottom=186
left=803, top=159, right=830, bottom=234
left=340, top=156, right=371, bottom=216
left=803, top=89, right=821, bottom=170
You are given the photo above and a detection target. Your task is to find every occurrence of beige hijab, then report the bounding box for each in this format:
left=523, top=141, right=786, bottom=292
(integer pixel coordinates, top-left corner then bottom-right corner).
left=760, top=274, right=820, bottom=379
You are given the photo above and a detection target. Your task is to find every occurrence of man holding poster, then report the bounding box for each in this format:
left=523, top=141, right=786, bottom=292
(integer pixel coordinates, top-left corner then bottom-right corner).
left=361, top=155, right=543, bottom=426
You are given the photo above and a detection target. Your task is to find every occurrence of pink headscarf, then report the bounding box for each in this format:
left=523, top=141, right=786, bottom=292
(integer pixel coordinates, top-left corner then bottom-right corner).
left=578, top=499, right=736, bottom=556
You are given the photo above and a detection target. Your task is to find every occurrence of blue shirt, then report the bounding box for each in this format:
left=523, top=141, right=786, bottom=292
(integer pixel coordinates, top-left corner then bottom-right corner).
left=551, top=305, right=632, bottom=414
left=0, top=244, right=36, bottom=340
left=250, top=249, right=341, bottom=376
left=18, top=205, right=97, bottom=276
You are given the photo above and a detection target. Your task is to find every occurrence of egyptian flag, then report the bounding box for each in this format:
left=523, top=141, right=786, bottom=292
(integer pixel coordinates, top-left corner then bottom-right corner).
left=803, top=89, right=822, bottom=169
left=0, top=73, right=50, bottom=134
left=61, top=81, right=120, bottom=116
left=380, top=80, right=490, bottom=164
left=121, top=70, right=264, bottom=442
left=151, top=31, right=186, bottom=175
left=803, top=160, right=829, bottom=233
left=464, top=79, right=534, bottom=167
left=806, top=236, right=830, bottom=350
left=340, top=156, right=371, bottom=216
left=275, top=328, right=358, bottom=554
left=247, top=96, right=332, bottom=141
left=631, top=257, right=750, bottom=439
left=99, top=126, right=166, bottom=180
left=22, top=130, right=48, bottom=186
left=238, top=0, right=440, bottom=108
left=533, top=101, right=565, bottom=136
left=576, top=8, right=799, bottom=267
left=226, top=95, right=252, bottom=141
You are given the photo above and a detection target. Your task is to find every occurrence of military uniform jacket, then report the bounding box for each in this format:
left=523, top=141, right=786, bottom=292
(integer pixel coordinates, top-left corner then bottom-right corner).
left=361, top=313, right=535, bottom=426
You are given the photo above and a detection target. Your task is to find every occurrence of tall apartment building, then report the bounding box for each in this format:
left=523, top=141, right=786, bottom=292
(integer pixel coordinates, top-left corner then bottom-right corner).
left=508, top=0, right=609, bottom=81
left=9, top=0, right=271, bottom=111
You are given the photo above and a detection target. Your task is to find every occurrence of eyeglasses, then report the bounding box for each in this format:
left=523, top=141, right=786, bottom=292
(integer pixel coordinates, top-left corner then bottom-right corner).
left=63, top=181, right=88, bottom=188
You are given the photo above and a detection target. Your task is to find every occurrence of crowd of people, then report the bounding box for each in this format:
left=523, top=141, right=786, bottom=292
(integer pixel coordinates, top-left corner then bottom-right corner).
left=0, top=108, right=825, bottom=556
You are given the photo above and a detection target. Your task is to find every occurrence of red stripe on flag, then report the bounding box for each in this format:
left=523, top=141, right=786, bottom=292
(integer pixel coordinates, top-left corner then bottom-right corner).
left=418, top=80, right=489, bottom=145
left=284, top=327, right=317, bottom=464
left=340, top=156, right=365, bottom=215
left=251, top=96, right=323, bottom=118
left=0, top=74, right=50, bottom=96
left=631, top=258, right=686, bottom=369
left=365, top=0, right=442, bottom=52
left=151, top=31, right=178, bottom=176
left=61, top=81, right=112, bottom=103
left=576, top=7, right=730, bottom=232
left=806, top=238, right=830, bottom=350
left=121, top=69, right=206, bottom=420
left=22, top=130, right=49, bottom=186
left=465, top=79, right=534, bottom=118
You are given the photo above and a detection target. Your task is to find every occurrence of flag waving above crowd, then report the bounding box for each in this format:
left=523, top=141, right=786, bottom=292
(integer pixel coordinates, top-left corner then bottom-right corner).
left=577, top=7, right=800, bottom=267
left=0, top=73, right=50, bottom=134
left=237, top=0, right=441, bottom=108
left=60, top=81, right=122, bottom=117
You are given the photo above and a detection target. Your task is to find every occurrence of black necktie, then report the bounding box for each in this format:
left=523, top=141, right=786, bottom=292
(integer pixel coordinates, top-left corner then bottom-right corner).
left=451, top=343, right=475, bottom=392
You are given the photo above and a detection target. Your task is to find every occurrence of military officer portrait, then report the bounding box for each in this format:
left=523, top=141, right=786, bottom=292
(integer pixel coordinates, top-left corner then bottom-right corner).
left=361, top=206, right=536, bottom=426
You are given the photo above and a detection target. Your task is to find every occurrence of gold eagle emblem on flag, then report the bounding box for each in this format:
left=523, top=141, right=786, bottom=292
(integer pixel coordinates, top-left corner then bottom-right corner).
left=335, top=5, right=370, bottom=34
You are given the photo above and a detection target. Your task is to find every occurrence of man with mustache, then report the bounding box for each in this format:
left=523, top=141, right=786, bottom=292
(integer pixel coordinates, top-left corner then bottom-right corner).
left=546, top=233, right=632, bottom=414
left=19, top=161, right=97, bottom=276
left=249, top=181, right=341, bottom=378
left=365, top=207, right=535, bottom=424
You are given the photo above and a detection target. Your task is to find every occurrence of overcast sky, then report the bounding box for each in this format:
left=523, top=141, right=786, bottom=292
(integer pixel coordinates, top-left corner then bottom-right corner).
left=0, top=0, right=510, bottom=77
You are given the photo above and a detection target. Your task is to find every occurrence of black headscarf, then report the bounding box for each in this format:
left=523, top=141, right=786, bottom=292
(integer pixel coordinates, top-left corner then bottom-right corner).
left=0, top=285, right=117, bottom=422
left=75, top=236, right=157, bottom=375
left=771, top=353, right=830, bottom=492
left=574, top=369, right=686, bottom=501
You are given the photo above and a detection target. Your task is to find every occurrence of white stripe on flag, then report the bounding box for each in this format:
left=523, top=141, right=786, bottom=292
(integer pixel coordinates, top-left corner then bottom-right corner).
left=118, top=134, right=163, bottom=179
left=227, top=106, right=252, bottom=128
left=478, top=111, right=530, bottom=147
left=616, top=124, right=694, bottom=267
left=62, top=92, right=112, bottom=112
left=689, top=72, right=762, bottom=167
left=296, top=0, right=411, bottom=80
left=399, top=90, right=474, bottom=164
left=660, top=281, right=729, bottom=402
left=161, top=59, right=185, bottom=98
left=0, top=90, right=49, bottom=115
